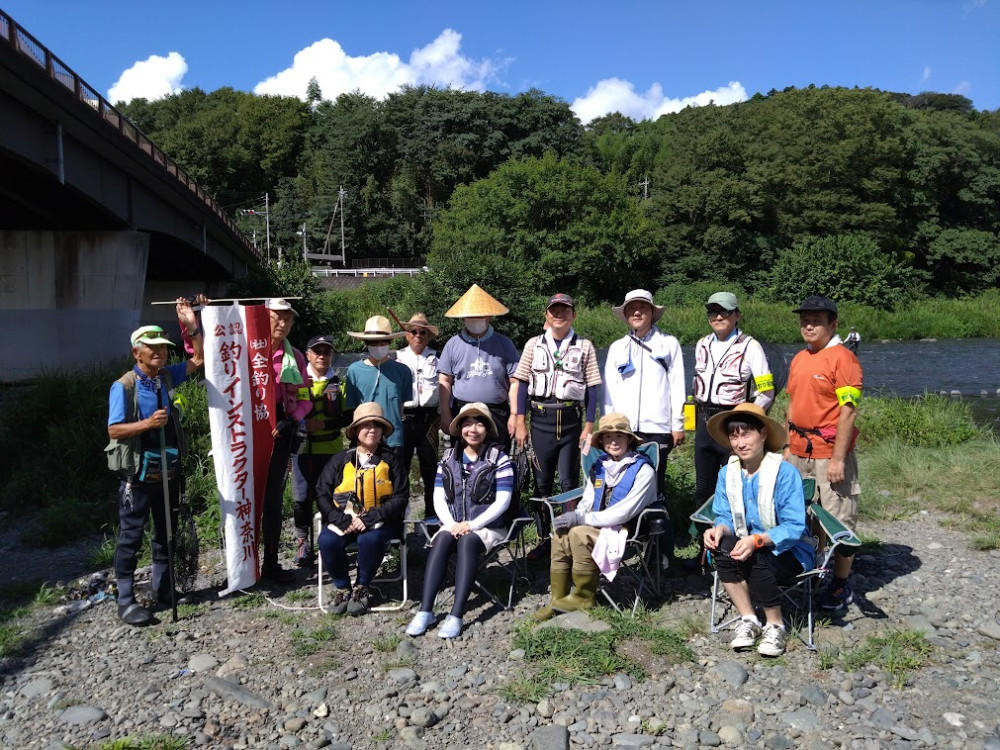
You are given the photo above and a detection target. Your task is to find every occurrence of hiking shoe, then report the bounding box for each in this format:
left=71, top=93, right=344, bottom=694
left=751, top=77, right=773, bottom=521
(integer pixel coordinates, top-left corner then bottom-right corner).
left=329, top=588, right=351, bottom=616
left=294, top=539, right=313, bottom=568
left=346, top=586, right=370, bottom=616
left=730, top=618, right=762, bottom=650
left=437, top=614, right=463, bottom=639
left=406, top=611, right=436, bottom=636
left=757, top=624, right=787, bottom=657
left=260, top=563, right=296, bottom=584
left=819, top=579, right=854, bottom=611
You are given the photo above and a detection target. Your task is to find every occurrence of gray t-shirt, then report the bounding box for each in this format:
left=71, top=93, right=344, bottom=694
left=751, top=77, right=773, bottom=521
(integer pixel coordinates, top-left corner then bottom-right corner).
left=438, top=327, right=519, bottom=406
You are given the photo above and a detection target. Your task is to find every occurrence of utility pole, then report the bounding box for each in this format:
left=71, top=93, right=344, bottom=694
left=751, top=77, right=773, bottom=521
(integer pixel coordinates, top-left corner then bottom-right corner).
left=300, top=223, right=308, bottom=263
left=264, top=192, right=271, bottom=259
left=338, top=186, right=346, bottom=265
left=639, top=176, right=649, bottom=200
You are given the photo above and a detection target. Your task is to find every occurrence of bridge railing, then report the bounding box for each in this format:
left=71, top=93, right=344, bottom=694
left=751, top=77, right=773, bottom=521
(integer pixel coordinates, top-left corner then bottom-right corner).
left=0, top=9, right=261, bottom=263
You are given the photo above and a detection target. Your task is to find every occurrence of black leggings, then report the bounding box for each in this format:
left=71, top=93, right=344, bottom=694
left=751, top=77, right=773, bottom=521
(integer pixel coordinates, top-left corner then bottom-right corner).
left=713, top=534, right=803, bottom=608
left=420, top=531, right=486, bottom=618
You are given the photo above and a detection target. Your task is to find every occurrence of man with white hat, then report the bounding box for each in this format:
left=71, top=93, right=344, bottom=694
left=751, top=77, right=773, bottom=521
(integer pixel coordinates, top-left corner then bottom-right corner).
left=106, top=298, right=204, bottom=625
left=344, top=315, right=413, bottom=500
left=603, top=289, right=686, bottom=491
left=394, top=312, right=442, bottom=521
left=438, top=284, right=520, bottom=449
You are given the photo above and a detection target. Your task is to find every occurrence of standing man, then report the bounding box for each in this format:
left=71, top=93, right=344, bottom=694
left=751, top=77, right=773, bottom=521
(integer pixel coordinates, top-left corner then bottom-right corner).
left=261, top=298, right=312, bottom=583
left=395, top=312, right=442, bottom=521
left=438, top=284, right=520, bottom=450
left=845, top=327, right=861, bottom=354
left=344, top=315, right=413, bottom=500
left=291, top=334, right=348, bottom=567
left=106, top=298, right=204, bottom=625
left=692, top=292, right=774, bottom=508
left=785, top=296, right=863, bottom=611
left=603, top=289, right=686, bottom=491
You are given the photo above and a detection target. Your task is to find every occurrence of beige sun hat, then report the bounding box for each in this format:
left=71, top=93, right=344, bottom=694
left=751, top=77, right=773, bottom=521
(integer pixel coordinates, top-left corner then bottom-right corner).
left=347, top=315, right=406, bottom=342
left=448, top=402, right=498, bottom=438
left=706, top=402, right=787, bottom=453
left=591, top=412, right=641, bottom=447
left=612, top=289, right=665, bottom=326
left=402, top=312, right=440, bottom=340
left=444, top=284, right=509, bottom=318
left=345, top=402, right=395, bottom=440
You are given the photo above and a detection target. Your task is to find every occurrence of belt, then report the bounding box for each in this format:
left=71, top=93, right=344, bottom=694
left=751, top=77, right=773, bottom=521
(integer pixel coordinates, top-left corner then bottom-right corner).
left=531, top=399, right=578, bottom=410
left=696, top=402, right=731, bottom=415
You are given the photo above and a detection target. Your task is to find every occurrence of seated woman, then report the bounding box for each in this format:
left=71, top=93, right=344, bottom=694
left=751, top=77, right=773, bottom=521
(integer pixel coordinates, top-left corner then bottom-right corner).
left=315, top=402, right=407, bottom=616
left=702, top=402, right=814, bottom=657
left=406, top=402, right=513, bottom=639
left=534, top=412, right=657, bottom=621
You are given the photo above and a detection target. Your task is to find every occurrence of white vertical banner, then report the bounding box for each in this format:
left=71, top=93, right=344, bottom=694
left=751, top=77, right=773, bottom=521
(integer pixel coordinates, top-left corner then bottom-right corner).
left=203, top=303, right=275, bottom=596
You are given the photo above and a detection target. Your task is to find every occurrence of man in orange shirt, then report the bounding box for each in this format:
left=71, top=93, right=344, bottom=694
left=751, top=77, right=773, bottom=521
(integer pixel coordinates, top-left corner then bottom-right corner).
left=784, top=296, right=862, bottom=612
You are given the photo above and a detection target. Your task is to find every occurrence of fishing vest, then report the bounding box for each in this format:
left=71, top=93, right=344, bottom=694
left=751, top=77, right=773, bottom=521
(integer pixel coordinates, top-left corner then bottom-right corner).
left=105, top=369, right=184, bottom=476
left=439, top=444, right=506, bottom=529
left=528, top=334, right=586, bottom=402
left=299, top=375, right=344, bottom=455
left=724, top=452, right=782, bottom=537
left=694, top=331, right=756, bottom=406
left=334, top=449, right=393, bottom=511
left=589, top=451, right=653, bottom=513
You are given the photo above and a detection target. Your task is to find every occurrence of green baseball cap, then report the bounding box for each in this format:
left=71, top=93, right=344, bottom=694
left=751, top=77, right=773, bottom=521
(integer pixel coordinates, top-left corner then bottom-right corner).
left=705, top=292, right=739, bottom=311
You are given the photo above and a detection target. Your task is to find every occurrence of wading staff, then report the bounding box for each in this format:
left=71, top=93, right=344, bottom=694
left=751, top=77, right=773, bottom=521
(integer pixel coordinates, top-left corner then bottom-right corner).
left=155, top=378, right=179, bottom=623
left=385, top=307, right=406, bottom=331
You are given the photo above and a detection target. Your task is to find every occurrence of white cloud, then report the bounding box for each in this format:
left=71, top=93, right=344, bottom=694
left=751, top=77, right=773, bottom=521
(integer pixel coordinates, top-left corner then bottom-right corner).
left=922, top=66, right=932, bottom=83
left=253, top=29, right=502, bottom=100
left=108, top=52, right=187, bottom=103
left=953, top=80, right=972, bottom=96
left=571, top=79, right=748, bottom=123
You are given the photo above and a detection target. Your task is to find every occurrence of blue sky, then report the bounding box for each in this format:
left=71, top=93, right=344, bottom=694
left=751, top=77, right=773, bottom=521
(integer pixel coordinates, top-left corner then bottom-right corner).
left=3, top=0, right=998, bottom=120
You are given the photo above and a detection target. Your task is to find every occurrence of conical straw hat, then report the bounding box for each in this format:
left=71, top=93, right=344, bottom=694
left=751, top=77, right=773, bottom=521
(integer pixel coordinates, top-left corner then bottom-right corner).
left=444, top=284, right=509, bottom=318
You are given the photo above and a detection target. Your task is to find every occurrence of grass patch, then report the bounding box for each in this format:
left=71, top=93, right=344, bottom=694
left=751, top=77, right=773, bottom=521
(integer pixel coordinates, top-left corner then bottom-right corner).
left=90, top=736, right=192, bottom=750
left=821, top=629, right=932, bottom=688
left=373, top=633, right=401, bottom=652
left=290, top=624, right=337, bottom=657
left=176, top=603, right=207, bottom=620
left=856, top=531, right=883, bottom=553
left=87, top=528, right=118, bottom=568
left=501, top=608, right=694, bottom=702
left=231, top=592, right=267, bottom=610
left=284, top=589, right=315, bottom=603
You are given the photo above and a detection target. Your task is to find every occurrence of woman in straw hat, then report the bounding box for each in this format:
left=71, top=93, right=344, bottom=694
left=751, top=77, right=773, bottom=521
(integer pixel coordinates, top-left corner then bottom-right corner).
left=437, top=284, right=520, bottom=449
left=315, top=403, right=408, bottom=616
left=406, top=402, right=514, bottom=639
left=702, top=403, right=813, bottom=657
left=534, top=412, right=657, bottom=620
left=395, top=312, right=442, bottom=521
left=344, top=315, right=413, bottom=499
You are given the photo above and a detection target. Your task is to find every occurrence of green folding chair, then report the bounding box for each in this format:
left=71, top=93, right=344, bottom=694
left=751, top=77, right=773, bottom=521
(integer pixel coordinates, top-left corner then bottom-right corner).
left=689, top=477, right=861, bottom=650
left=538, top=441, right=669, bottom=614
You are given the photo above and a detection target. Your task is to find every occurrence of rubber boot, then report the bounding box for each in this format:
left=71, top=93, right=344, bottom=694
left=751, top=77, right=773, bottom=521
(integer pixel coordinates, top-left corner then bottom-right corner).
left=534, top=567, right=572, bottom=621
left=550, top=568, right=600, bottom=613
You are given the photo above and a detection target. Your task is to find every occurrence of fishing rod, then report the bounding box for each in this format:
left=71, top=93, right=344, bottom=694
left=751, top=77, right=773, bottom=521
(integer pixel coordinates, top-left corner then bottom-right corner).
left=150, top=296, right=303, bottom=306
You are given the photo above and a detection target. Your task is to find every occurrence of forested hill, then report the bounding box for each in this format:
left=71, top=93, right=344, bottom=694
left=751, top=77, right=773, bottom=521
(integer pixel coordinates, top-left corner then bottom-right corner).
left=119, top=85, right=999, bottom=306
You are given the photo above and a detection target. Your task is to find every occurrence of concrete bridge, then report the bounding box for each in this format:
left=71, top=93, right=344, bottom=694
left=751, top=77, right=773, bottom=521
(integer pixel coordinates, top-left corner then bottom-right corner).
left=0, top=10, right=261, bottom=380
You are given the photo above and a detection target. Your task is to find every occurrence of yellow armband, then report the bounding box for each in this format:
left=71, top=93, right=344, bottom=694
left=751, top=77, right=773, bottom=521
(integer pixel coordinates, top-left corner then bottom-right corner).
left=754, top=373, right=775, bottom=392
left=835, top=385, right=861, bottom=407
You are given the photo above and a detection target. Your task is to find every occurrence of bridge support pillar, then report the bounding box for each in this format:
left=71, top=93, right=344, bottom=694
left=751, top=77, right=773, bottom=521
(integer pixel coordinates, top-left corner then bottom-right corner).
left=0, top=230, right=149, bottom=381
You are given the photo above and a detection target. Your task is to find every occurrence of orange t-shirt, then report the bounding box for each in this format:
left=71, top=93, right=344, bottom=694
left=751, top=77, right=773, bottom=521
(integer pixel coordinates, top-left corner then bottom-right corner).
left=786, top=342, right=863, bottom=459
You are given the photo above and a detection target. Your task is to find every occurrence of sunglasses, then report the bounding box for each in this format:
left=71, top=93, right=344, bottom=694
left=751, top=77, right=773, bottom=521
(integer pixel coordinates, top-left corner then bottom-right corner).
left=409, top=329, right=431, bottom=337
left=707, top=309, right=735, bottom=319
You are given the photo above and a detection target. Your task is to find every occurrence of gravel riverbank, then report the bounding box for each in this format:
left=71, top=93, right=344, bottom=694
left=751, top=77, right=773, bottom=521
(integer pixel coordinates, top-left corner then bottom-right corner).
left=3, top=510, right=1000, bottom=750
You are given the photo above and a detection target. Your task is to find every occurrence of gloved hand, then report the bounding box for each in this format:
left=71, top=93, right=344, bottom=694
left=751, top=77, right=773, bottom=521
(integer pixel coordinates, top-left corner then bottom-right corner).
left=276, top=419, right=297, bottom=438
left=553, top=510, right=580, bottom=532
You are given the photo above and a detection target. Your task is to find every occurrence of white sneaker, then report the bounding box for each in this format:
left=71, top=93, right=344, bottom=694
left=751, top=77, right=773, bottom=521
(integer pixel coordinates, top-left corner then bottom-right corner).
left=730, top=618, right=762, bottom=650
left=405, top=611, right=436, bottom=637
left=437, top=614, right=463, bottom=639
left=757, top=623, right=787, bottom=657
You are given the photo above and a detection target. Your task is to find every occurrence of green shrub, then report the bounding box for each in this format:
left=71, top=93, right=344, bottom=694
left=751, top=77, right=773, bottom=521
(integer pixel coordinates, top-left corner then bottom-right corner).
left=859, top=393, right=980, bottom=448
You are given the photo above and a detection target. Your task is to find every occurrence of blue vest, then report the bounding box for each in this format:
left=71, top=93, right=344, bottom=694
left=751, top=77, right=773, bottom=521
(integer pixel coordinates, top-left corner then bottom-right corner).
left=590, top=451, right=653, bottom=512
left=439, top=444, right=505, bottom=529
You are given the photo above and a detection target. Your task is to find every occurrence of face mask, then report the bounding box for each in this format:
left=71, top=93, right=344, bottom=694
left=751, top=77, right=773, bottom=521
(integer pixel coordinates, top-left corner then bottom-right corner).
left=368, top=344, right=390, bottom=360
left=464, top=318, right=489, bottom=335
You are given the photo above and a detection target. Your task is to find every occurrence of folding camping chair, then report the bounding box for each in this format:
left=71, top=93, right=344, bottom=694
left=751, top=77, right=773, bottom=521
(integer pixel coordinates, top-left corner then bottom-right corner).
left=314, top=513, right=410, bottom=613
left=689, top=477, right=862, bottom=650
left=537, top=441, right=669, bottom=614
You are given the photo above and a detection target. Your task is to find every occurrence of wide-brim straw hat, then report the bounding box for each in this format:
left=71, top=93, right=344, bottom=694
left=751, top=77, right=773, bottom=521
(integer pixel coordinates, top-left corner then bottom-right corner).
left=347, top=315, right=406, bottom=342
left=444, top=284, right=509, bottom=318
left=612, top=289, right=665, bottom=326
left=402, top=312, right=440, bottom=339
left=448, top=402, right=498, bottom=438
left=591, top=412, right=641, bottom=447
left=345, top=401, right=395, bottom=440
left=707, top=402, right=786, bottom=453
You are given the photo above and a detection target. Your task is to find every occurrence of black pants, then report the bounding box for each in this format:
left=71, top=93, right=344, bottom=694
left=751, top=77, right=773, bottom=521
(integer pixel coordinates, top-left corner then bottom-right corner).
left=262, top=430, right=294, bottom=568
left=115, top=475, right=179, bottom=580
left=713, top=534, right=803, bottom=608
left=634, top=430, right=675, bottom=494
left=529, top=402, right=583, bottom=497
left=292, top=452, right=335, bottom=539
left=694, top=408, right=732, bottom=505
left=402, top=409, right=440, bottom=519
left=420, top=531, right=486, bottom=618
left=453, top=399, right=511, bottom=450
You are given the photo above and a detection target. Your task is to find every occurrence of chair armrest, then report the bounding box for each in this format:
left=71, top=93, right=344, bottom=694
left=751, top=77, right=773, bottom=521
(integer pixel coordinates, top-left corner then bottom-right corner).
left=689, top=497, right=717, bottom=527
left=808, top=504, right=862, bottom=548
